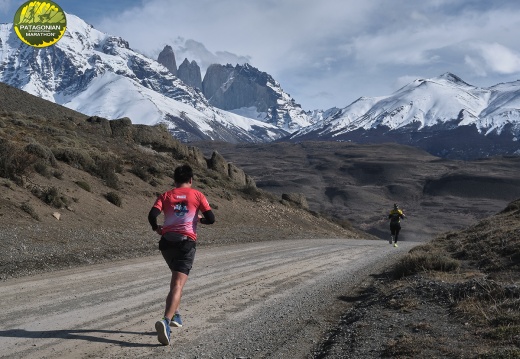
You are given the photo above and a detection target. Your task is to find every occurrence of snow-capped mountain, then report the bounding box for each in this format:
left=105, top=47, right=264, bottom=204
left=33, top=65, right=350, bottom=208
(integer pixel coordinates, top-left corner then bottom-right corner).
left=0, top=14, right=287, bottom=143
left=289, top=73, right=520, bottom=159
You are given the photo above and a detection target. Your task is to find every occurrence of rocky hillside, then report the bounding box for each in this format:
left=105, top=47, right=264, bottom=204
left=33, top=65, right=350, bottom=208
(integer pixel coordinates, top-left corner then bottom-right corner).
left=0, top=83, right=359, bottom=280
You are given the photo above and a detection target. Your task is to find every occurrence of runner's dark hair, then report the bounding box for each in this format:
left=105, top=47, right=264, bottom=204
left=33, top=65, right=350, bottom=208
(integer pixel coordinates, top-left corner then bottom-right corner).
left=174, top=164, right=193, bottom=184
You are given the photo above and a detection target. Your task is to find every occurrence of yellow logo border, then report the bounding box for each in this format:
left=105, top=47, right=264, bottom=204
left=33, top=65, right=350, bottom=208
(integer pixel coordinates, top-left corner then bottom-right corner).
left=13, top=1, right=67, bottom=48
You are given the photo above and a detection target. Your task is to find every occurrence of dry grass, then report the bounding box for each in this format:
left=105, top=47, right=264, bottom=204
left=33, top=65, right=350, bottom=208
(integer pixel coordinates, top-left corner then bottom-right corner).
left=380, top=199, right=520, bottom=357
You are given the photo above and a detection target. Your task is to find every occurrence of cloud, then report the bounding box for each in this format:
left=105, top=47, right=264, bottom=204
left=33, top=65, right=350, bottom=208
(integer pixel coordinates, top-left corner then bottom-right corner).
left=474, top=42, right=520, bottom=74
left=90, top=0, right=520, bottom=110
left=464, top=55, right=487, bottom=77
left=394, top=75, right=423, bottom=90
left=165, top=38, right=251, bottom=75
left=0, top=0, right=12, bottom=15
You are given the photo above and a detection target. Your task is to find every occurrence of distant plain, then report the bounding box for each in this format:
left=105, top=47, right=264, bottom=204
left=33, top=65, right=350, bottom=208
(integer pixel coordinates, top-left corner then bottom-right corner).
left=196, top=140, right=520, bottom=242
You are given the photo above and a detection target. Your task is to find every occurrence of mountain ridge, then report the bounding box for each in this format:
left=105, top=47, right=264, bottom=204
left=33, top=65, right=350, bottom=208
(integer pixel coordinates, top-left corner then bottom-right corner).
left=288, top=72, right=520, bottom=159
left=0, top=14, right=288, bottom=143
left=1, top=12, right=520, bottom=159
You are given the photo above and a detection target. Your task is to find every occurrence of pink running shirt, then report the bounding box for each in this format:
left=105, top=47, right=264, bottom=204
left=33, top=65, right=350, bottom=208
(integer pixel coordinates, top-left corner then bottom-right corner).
left=153, top=187, right=211, bottom=240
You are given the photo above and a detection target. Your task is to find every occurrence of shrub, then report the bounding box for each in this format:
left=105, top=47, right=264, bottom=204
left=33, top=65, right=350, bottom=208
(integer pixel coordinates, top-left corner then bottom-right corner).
left=25, top=143, right=57, bottom=166
left=53, top=170, right=64, bottom=179
left=52, top=147, right=94, bottom=170
left=105, top=192, right=122, bottom=207
left=34, top=162, right=51, bottom=178
left=32, top=186, right=70, bottom=208
left=75, top=181, right=91, bottom=192
left=392, top=251, right=460, bottom=279
left=21, top=202, right=40, bottom=221
left=0, top=139, right=38, bottom=181
left=91, top=156, right=121, bottom=189
left=130, top=164, right=151, bottom=182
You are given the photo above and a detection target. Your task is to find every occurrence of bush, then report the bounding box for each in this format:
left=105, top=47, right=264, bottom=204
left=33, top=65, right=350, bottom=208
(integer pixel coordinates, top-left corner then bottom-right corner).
left=53, top=170, right=64, bottom=179
left=392, top=251, right=460, bottom=279
left=34, top=162, right=51, bottom=178
left=25, top=143, right=57, bottom=166
left=91, top=156, right=121, bottom=189
left=0, top=140, right=38, bottom=181
left=32, top=186, right=70, bottom=208
left=130, top=164, right=151, bottom=182
left=75, top=181, right=91, bottom=192
left=21, top=202, right=40, bottom=221
left=105, top=192, right=122, bottom=207
left=52, top=147, right=94, bottom=170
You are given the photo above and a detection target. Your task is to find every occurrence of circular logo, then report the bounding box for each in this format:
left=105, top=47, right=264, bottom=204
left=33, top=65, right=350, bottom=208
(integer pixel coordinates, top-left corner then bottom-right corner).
left=13, top=1, right=67, bottom=48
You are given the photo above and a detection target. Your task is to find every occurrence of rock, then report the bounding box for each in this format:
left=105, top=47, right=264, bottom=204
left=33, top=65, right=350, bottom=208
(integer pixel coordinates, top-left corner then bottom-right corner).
left=86, top=116, right=112, bottom=136
left=157, top=45, right=177, bottom=76
left=207, top=151, right=228, bottom=175
left=228, top=163, right=247, bottom=186
left=177, top=58, right=202, bottom=90
left=188, top=146, right=207, bottom=168
left=281, top=193, right=309, bottom=209
left=52, top=212, right=61, bottom=220
left=109, top=117, right=133, bottom=138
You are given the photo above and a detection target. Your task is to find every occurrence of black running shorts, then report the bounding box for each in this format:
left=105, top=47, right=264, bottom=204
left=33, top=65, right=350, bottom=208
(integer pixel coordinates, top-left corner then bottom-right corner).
left=159, top=238, right=196, bottom=275
left=390, top=223, right=401, bottom=235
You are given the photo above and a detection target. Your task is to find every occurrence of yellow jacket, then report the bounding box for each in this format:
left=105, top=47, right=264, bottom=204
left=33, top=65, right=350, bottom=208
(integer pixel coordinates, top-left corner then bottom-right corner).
left=389, top=209, right=404, bottom=224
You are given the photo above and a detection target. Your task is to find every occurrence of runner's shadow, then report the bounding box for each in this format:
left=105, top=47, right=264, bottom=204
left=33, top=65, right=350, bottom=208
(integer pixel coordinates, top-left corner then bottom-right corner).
left=0, top=328, right=158, bottom=348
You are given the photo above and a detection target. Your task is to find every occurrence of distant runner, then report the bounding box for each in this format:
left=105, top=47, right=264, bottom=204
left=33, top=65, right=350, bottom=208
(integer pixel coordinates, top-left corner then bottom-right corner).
left=388, top=203, right=405, bottom=247
left=148, top=164, right=215, bottom=346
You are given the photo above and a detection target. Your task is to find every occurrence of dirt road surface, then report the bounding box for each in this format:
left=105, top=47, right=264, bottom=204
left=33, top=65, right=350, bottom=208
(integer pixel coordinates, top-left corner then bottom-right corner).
left=0, top=238, right=418, bottom=359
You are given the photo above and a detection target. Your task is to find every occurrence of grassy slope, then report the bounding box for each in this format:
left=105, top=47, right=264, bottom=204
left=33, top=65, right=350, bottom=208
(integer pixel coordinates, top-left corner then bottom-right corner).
left=315, top=199, right=520, bottom=358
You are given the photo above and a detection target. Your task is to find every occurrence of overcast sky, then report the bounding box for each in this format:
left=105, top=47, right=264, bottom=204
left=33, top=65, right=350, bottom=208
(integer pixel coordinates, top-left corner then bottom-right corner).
left=2, top=0, right=520, bottom=111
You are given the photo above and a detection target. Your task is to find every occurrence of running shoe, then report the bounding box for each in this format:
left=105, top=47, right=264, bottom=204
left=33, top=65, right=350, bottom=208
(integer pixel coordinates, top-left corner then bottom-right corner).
left=171, top=313, right=183, bottom=328
left=394, top=243, right=398, bottom=247
left=155, top=318, right=171, bottom=346
left=389, top=236, right=394, bottom=244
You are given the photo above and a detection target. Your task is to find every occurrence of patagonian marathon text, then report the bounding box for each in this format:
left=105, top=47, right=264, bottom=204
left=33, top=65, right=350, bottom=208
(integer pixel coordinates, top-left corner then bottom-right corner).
left=19, top=25, right=62, bottom=30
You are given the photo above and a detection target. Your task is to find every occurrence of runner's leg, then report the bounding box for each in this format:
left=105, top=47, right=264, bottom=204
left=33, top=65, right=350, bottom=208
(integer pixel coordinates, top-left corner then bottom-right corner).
left=165, top=271, right=188, bottom=320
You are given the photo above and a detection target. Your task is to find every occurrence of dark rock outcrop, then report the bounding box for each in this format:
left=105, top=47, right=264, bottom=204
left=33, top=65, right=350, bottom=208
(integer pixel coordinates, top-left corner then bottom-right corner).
left=281, top=193, right=309, bottom=209
left=201, top=63, right=310, bottom=131
left=202, top=63, right=277, bottom=113
left=157, top=45, right=177, bottom=76
left=228, top=163, right=247, bottom=186
left=207, top=151, right=228, bottom=175
left=177, top=58, right=202, bottom=89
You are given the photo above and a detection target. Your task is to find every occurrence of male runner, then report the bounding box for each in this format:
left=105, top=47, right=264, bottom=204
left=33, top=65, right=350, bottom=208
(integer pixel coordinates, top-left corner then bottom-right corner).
left=148, top=164, right=215, bottom=345
left=388, top=203, right=405, bottom=247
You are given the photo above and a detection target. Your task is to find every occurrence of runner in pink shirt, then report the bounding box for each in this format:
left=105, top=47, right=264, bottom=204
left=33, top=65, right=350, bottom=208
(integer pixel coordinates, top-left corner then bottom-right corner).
left=148, top=164, right=215, bottom=345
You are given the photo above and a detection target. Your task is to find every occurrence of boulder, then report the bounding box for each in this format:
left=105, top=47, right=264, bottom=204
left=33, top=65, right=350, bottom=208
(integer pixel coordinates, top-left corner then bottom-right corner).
left=228, top=163, right=247, bottom=186
left=281, top=193, right=309, bottom=209
left=86, top=116, right=112, bottom=136
left=188, top=146, right=207, bottom=168
left=110, top=117, right=133, bottom=138
left=207, top=151, right=228, bottom=175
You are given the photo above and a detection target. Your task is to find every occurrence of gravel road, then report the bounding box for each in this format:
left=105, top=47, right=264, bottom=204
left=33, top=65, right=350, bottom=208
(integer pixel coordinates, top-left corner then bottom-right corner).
left=0, top=238, right=418, bottom=359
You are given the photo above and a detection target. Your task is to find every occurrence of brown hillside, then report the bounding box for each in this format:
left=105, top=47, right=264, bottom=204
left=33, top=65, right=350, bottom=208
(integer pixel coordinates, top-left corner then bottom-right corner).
left=0, top=83, right=358, bottom=280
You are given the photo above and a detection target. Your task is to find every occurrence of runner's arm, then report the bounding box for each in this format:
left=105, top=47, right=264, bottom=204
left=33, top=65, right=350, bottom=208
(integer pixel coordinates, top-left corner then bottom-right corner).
left=200, top=210, right=215, bottom=224
left=148, top=207, right=161, bottom=230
